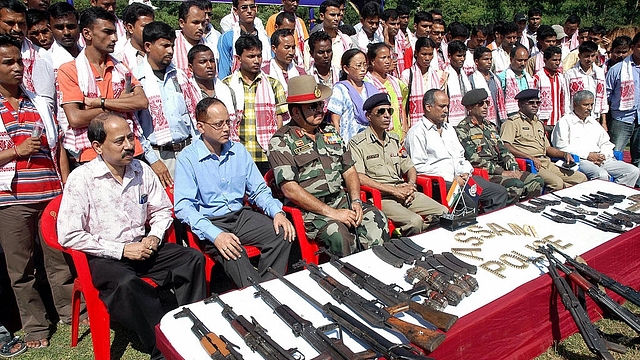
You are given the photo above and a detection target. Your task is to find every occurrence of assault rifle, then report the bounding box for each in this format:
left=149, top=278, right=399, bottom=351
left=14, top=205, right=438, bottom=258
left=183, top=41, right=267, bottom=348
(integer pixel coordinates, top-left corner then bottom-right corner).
left=267, top=267, right=435, bottom=360
left=548, top=245, right=640, bottom=308
left=542, top=247, right=640, bottom=333
left=173, top=306, right=244, bottom=359
left=535, top=248, right=616, bottom=360
left=248, top=276, right=376, bottom=360
left=298, top=260, right=446, bottom=352
left=205, top=294, right=304, bottom=360
left=318, top=248, right=458, bottom=331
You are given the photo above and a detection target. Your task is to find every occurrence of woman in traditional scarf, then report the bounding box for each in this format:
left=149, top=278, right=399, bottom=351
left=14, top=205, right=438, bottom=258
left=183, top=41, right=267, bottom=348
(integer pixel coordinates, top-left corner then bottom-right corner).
left=327, top=48, right=379, bottom=142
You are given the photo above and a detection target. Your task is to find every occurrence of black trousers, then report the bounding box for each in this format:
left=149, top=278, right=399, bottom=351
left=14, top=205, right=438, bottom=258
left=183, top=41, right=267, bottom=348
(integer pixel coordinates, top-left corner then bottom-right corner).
left=203, top=207, right=292, bottom=288
left=447, top=175, right=509, bottom=213
left=87, top=243, right=206, bottom=354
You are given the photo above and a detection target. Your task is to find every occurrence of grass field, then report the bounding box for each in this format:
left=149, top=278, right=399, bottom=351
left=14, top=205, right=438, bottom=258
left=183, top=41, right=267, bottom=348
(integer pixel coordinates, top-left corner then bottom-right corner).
left=13, top=302, right=640, bottom=360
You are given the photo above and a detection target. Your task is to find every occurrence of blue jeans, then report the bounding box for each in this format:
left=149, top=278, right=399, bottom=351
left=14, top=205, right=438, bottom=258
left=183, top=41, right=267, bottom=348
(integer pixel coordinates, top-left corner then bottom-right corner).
left=608, top=118, right=640, bottom=167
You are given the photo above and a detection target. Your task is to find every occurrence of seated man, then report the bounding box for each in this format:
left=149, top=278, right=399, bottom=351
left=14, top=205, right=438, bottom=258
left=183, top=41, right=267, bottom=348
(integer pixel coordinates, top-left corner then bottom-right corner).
left=456, top=89, right=544, bottom=204
left=268, top=75, right=389, bottom=256
left=174, top=97, right=293, bottom=288
left=552, top=90, right=640, bottom=186
left=500, top=89, right=587, bottom=190
left=405, top=89, right=509, bottom=213
left=349, top=93, right=447, bottom=236
left=57, top=113, right=206, bottom=360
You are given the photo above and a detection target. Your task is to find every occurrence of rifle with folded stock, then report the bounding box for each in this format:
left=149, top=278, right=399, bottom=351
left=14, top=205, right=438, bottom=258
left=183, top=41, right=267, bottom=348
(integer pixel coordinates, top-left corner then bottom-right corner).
left=535, top=248, right=616, bottom=360
left=267, top=267, right=435, bottom=360
left=173, top=306, right=244, bottom=359
left=542, top=247, right=640, bottom=333
left=205, top=294, right=304, bottom=360
left=318, top=248, right=458, bottom=331
left=248, top=276, right=375, bottom=360
left=297, top=260, right=446, bottom=352
left=549, top=245, right=640, bottom=308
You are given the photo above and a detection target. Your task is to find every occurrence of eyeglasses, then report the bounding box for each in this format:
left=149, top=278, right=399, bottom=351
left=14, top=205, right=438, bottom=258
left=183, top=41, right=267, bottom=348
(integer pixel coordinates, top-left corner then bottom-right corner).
left=201, top=119, right=231, bottom=130
left=350, top=62, right=367, bottom=70
left=306, top=101, right=325, bottom=112
left=526, top=100, right=541, bottom=105
left=238, top=4, right=258, bottom=11
left=375, top=107, right=394, bottom=116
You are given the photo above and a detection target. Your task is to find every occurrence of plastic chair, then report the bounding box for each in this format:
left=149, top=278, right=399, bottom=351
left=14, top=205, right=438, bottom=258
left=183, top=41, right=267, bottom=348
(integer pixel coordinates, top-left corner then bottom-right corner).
left=415, top=174, right=448, bottom=210
left=516, top=158, right=538, bottom=174
left=472, top=168, right=489, bottom=180
left=360, top=185, right=396, bottom=234
left=264, top=169, right=320, bottom=265
left=613, top=151, right=623, bottom=161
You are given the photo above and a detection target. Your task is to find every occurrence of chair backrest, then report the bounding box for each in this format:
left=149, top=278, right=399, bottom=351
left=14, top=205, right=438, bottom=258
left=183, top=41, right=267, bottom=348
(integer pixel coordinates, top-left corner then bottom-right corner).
left=40, top=194, right=65, bottom=252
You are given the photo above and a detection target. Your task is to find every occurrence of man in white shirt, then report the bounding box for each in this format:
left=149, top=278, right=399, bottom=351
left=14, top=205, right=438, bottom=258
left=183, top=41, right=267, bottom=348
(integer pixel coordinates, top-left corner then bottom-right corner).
left=352, top=1, right=382, bottom=51
left=405, top=89, right=508, bottom=213
left=116, top=2, right=154, bottom=69
left=552, top=90, right=639, bottom=186
left=58, top=113, right=206, bottom=360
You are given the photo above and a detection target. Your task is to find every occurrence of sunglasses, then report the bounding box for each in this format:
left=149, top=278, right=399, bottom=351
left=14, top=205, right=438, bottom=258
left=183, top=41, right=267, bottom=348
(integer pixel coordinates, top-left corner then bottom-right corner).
left=375, top=107, right=394, bottom=116
left=526, top=100, right=541, bottom=105
left=475, top=100, right=490, bottom=107
left=307, top=101, right=324, bottom=112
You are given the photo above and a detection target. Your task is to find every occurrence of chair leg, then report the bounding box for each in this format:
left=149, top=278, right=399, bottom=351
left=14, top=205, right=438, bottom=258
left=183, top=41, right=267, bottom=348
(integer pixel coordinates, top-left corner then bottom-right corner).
left=87, top=302, right=112, bottom=360
left=70, top=282, right=82, bottom=347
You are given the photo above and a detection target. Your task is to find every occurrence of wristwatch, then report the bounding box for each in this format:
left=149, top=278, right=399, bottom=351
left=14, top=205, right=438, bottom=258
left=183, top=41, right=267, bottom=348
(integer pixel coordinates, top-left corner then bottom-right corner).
left=351, top=199, right=363, bottom=206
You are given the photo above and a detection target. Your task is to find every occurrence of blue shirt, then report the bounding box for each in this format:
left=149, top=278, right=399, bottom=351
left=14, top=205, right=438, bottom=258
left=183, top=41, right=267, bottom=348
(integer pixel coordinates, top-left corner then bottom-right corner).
left=606, top=55, right=640, bottom=124
left=174, top=136, right=283, bottom=242
left=134, top=63, right=195, bottom=164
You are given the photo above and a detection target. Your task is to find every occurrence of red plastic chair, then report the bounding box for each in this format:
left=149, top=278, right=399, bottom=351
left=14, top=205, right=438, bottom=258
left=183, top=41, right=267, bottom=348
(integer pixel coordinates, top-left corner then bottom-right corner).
left=264, top=169, right=320, bottom=265
left=41, top=193, right=174, bottom=360
left=472, top=168, right=489, bottom=180
left=416, top=174, right=448, bottom=210
left=360, top=185, right=396, bottom=234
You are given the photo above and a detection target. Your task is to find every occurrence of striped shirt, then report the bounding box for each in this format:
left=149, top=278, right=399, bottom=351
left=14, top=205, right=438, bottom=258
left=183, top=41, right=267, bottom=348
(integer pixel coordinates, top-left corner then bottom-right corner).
left=223, top=73, right=287, bottom=162
left=0, top=96, right=62, bottom=205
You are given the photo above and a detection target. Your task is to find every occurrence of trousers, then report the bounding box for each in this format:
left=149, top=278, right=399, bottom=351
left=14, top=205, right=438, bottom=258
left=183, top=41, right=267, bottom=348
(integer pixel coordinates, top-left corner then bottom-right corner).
left=381, top=192, right=448, bottom=236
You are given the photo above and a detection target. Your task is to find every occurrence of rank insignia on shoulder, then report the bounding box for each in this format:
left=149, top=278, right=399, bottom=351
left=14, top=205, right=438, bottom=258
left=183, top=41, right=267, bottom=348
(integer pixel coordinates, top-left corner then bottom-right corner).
left=366, top=154, right=380, bottom=160
left=295, top=129, right=305, bottom=137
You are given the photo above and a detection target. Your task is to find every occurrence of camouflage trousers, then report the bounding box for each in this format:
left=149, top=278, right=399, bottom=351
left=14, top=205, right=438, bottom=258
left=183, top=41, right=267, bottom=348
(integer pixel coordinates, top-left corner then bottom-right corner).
left=303, top=193, right=389, bottom=256
left=489, top=171, right=544, bottom=204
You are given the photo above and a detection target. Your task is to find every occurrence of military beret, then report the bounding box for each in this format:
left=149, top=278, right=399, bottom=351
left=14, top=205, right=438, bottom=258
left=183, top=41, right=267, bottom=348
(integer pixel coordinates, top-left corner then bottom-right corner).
left=461, top=89, right=488, bottom=106
left=363, top=93, right=392, bottom=112
left=514, top=89, right=540, bottom=101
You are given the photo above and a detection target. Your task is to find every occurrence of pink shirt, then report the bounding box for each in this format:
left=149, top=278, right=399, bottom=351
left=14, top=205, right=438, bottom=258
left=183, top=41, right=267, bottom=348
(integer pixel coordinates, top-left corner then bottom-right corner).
left=57, top=157, right=172, bottom=259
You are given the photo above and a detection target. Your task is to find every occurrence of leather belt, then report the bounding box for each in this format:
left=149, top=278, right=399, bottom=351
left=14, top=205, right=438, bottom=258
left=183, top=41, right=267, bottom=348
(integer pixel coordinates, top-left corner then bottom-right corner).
left=152, top=137, right=191, bottom=152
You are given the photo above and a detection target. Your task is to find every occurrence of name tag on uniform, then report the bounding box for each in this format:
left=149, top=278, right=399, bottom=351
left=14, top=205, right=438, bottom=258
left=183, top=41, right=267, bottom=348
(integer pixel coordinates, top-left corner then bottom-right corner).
left=366, top=154, right=380, bottom=160
left=523, top=127, right=530, bottom=130
left=294, top=143, right=313, bottom=154
left=323, top=133, right=341, bottom=145
left=471, top=134, right=484, bottom=140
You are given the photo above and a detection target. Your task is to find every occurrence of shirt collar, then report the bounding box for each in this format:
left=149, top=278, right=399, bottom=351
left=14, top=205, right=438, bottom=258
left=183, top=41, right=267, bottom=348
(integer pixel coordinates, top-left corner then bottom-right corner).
left=422, top=117, right=446, bottom=131
left=570, top=112, right=597, bottom=125
left=195, top=135, right=235, bottom=161
left=365, top=126, right=388, bottom=145
left=239, top=71, right=263, bottom=86
left=89, top=155, right=142, bottom=179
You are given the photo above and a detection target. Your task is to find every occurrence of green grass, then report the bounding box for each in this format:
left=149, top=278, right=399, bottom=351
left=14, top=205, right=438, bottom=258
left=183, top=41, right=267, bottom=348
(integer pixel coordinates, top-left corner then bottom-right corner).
left=11, top=302, right=640, bottom=359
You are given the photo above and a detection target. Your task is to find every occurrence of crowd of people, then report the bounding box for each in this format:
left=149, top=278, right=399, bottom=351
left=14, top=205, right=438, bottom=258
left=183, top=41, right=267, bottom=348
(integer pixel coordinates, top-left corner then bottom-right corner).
left=0, top=0, right=639, bottom=358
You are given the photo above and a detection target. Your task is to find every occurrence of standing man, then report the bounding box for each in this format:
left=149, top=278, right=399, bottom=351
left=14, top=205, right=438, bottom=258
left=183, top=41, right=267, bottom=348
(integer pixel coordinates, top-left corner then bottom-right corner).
left=552, top=90, right=640, bottom=186
left=352, top=1, right=382, bottom=52
left=307, top=30, right=339, bottom=87
left=381, top=8, right=411, bottom=76
left=174, top=97, right=293, bottom=288
left=497, top=45, right=532, bottom=117
left=350, top=93, right=448, bottom=235
left=222, top=34, right=287, bottom=174
left=560, top=15, right=581, bottom=56
left=402, top=37, right=441, bottom=128
left=606, top=32, right=640, bottom=167
left=58, top=7, right=149, bottom=165
left=533, top=46, right=569, bottom=132
left=265, top=0, right=308, bottom=66
left=429, top=18, right=448, bottom=71
left=134, top=21, right=200, bottom=185
left=261, top=29, right=306, bottom=94
left=0, top=0, right=40, bottom=92
left=217, top=0, right=271, bottom=80
left=304, top=0, right=353, bottom=71
left=26, top=9, right=52, bottom=50
left=0, top=34, right=69, bottom=350
left=116, top=2, right=154, bottom=69
left=526, top=25, right=557, bottom=75
left=522, top=8, right=542, bottom=49
left=410, top=11, right=433, bottom=50
left=405, top=89, right=509, bottom=213
left=500, top=89, right=587, bottom=190
left=491, top=21, right=518, bottom=74
left=443, top=40, right=471, bottom=126
left=456, top=89, right=543, bottom=204
left=562, top=27, right=591, bottom=71
left=469, top=46, right=507, bottom=127
left=58, top=113, right=206, bottom=360
left=90, top=0, right=126, bottom=54
left=268, top=75, right=389, bottom=256
left=463, top=25, right=487, bottom=76
left=173, top=1, right=209, bottom=75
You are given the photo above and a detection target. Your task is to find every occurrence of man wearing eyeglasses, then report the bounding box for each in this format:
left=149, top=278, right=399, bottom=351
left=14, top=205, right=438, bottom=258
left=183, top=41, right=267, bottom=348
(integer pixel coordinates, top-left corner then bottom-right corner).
left=174, top=97, right=294, bottom=288
left=268, top=75, right=389, bottom=256
left=349, top=93, right=447, bottom=236
left=456, top=89, right=543, bottom=204
left=500, top=89, right=587, bottom=190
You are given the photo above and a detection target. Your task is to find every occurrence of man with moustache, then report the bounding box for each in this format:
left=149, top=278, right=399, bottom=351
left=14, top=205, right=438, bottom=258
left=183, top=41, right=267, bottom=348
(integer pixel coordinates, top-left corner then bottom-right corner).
left=26, top=9, right=52, bottom=49
left=133, top=21, right=200, bottom=185
left=89, top=0, right=126, bottom=54
left=174, top=97, right=293, bottom=288
left=58, top=113, right=206, bottom=360
left=469, top=46, right=507, bottom=127
left=307, top=30, right=338, bottom=87
left=262, top=29, right=305, bottom=94
left=498, top=45, right=532, bottom=117
left=491, top=21, right=518, bottom=74
left=116, top=2, right=154, bottom=69
left=303, top=0, right=353, bottom=71
left=58, top=7, right=148, bottom=165
left=405, top=89, right=509, bottom=213
left=268, top=75, right=389, bottom=256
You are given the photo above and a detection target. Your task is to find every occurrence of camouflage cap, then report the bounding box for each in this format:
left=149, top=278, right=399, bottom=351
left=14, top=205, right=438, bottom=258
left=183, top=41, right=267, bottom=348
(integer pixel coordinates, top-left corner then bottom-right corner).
left=287, top=75, right=333, bottom=104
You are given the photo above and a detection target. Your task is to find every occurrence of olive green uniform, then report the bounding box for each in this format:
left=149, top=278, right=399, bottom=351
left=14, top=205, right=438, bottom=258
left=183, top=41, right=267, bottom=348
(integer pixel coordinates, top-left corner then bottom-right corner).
left=268, top=123, right=389, bottom=256
left=349, top=127, right=447, bottom=235
left=499, top=112, right=587, bottom=190
left=455, top=116, right=544, bottom=203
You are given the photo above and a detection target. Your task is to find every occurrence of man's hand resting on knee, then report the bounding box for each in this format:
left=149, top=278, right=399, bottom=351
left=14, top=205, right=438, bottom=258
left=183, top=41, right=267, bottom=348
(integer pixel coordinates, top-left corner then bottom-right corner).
left=273, top=212, right=296, bottom=242
left=214, top=233, right=243, bottom=260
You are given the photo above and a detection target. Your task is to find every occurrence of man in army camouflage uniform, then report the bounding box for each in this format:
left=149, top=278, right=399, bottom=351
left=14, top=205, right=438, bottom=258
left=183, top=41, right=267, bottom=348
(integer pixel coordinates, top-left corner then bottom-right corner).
left=456, top=89, right=544, bottom=204
left=268, top=75, right=389, bottom=256
left=500, top=89, right=587, bottom=190
left=349, top=93, right=447, bottom=236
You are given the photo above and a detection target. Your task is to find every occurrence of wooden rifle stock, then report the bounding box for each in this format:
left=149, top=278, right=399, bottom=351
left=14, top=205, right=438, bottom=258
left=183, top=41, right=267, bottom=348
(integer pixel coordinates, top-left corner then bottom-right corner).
left=386, top=302, right=458, bottom=332
left=384, top=316, right=445, bottom=352
left=200, top=333, right=231, bottom=358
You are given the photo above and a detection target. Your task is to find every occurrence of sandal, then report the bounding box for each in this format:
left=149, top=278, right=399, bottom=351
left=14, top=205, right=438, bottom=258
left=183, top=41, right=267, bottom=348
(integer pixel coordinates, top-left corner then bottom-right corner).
left=24, top=339, right=48, bottom=349
left=0, top=337, right=27, bottom=358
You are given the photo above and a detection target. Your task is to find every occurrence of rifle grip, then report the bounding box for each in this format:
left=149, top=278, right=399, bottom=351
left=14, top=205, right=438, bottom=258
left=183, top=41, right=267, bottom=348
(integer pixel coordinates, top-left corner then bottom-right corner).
left=204, top=333, right=231, bottom=357
left=385, top=316, right=446, bottom=352
left=407, top=301, right=458, bottom=332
